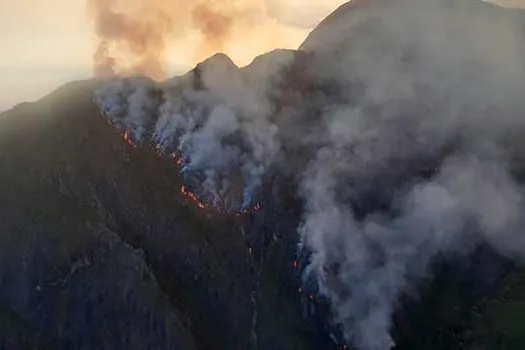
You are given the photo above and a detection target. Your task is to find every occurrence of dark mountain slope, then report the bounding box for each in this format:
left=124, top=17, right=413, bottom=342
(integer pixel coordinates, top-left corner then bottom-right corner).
left=0, top=81, right=200, bottom=350
left=3, top=72, right=525, bottom=350
left=0, top=80, right=324, bottom=349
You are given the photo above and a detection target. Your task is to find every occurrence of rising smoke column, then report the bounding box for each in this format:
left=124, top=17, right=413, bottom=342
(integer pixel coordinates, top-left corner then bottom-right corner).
left=93, top=0, right=525, bottom=349
left=88, top=0, right=178, bottom=80
left=87, top=0, right=285, bottom=80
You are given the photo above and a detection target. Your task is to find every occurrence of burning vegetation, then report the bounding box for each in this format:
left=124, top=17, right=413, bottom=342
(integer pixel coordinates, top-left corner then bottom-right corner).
left=113, top=122, right=262, bottom=216
left=180, top=185, right=206, bottom=209
left=122, top=131, right=135, bottom=147
left=104, top=95, right=350, bottom=349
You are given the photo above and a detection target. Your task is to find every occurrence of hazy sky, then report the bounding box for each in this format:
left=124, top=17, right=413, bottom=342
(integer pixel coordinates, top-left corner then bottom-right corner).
left=0, top=0, right=522, bottom=110
left=0, top=0, right=347, bottom=110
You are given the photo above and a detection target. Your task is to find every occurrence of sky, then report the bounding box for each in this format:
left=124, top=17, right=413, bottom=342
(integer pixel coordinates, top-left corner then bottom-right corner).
left=0, top=0, right=523, bottom=110
left=0, top=0, right=347, bottom=110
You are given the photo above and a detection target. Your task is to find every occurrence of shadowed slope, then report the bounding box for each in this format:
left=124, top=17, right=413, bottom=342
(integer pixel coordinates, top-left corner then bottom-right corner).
left=0, top=80, right=324, bottom=349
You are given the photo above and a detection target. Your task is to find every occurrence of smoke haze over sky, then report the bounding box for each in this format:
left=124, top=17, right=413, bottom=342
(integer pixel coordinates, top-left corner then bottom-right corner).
left=0, top=0, right=522, bottom=108
left=0, top=0, right=349, bottom=110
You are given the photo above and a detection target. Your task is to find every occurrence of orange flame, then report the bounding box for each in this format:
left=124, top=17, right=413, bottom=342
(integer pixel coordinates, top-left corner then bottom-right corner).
left=122, top=131, right=136, bottom=147
left=293, top=260, right=299, bottom=269
left=170, top=152, right=184, bottom=166
left=102, top=114, right=261, bottom=215
left=180, top=185, right=207, bottom=209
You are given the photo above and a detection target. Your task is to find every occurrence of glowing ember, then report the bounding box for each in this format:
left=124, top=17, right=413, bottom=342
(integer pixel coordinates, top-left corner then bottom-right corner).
left=103, top=115, right=262, bottom=215
left=122, top=131, right=135, bottom=147
left=180, top=185, right=207, bottom=209
left=293, top=260, right=299, bottom=269
left=178, top=182, right=261, bottom=214
left=169, top=152, right=184, bottom=167
left=155, top=144, right=163, bottom=157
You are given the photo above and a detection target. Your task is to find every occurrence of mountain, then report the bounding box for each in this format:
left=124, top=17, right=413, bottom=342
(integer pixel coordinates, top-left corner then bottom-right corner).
left=0, top=79, right=332, bottom=349
left=3, top=0, right=525, bottom=349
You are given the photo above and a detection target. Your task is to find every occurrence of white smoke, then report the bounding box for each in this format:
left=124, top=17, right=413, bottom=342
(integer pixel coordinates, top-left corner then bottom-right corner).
left=95, top=76, right=159, bottom=141
left=96, top=50, right=294, bottom=209
left=93, top=0, right=525, bottom=348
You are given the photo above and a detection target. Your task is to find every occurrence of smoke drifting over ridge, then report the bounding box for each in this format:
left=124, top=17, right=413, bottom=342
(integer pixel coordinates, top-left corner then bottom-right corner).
left=88, top=0, right=308, bottom=80
left=93, top=0, right=525, bottom=349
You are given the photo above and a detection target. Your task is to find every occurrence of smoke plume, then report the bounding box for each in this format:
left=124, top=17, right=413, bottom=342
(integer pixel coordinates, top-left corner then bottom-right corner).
left=87, top=0, right=305, bottom=79
left=93, top=0, right=525, bottom=348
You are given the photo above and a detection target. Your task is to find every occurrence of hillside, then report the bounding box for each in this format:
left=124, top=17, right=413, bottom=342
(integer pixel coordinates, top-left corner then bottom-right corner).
left=0, top=80, right=331, bottom=349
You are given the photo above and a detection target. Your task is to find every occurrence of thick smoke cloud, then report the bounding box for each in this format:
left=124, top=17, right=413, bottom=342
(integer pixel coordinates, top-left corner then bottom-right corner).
left=96, top=50, right=295, bottom=209
left=93, top=0, right=525, bottom=348
left=87, top=0, right=305, bottom=79
left=88, top=0, right=176, bottom=80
